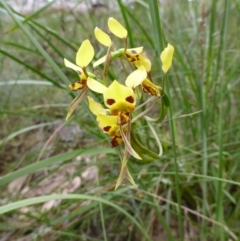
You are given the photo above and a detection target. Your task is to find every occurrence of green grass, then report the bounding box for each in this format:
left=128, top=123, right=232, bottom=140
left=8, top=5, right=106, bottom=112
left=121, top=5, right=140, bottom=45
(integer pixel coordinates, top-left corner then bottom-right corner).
left=0, top=0, right=240, bottom=240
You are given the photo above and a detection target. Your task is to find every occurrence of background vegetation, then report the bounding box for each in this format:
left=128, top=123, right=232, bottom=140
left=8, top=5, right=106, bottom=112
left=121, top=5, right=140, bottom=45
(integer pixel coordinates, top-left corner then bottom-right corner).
left=0, top=0, right=239, bottom=240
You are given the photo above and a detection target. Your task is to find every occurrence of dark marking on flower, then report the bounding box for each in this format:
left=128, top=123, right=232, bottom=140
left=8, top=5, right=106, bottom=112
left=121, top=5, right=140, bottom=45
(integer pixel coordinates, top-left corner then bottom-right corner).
left=103, top=126, right=111, bottom=132
left=107, top=99, right=115, bottom=105
left=111, top=136, right=122, bottom=147
left=118, top=113, right=128, bottom=125
left=126, top=96, right=134, bottom=103
left=131, top=50, right=137, bottom=54
left=82, top=79, right=87, bottom=85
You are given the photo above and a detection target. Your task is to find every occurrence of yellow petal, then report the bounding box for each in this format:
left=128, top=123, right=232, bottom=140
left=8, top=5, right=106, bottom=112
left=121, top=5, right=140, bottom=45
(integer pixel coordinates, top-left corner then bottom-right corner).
left=97, top=115, right=118, bottom=136
left=94, top=27, right=111, bottom=47
left=88, top=96, right=107, bottom=116
left=108, top=17, right=127, bottom=39
left=125, top=47, right=143, bottom=56
left=93, top=54, right=107, bottom=68
left=160, top=43, right=174, bottom=73
left=76, top=39, right=94, bottom=68
left=125, top=66, right=147, bottom=88
left=134, top=54, right=152, bottom=72
left=104, top=80, right=135, bottom=115
left=64, top=58, right=82, bottom=74
left=87, top=77, right=107, bottom=94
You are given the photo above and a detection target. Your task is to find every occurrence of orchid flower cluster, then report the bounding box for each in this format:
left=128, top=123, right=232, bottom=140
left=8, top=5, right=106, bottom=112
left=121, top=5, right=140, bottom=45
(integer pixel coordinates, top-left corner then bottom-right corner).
left=64, top=17, right=174, bottom=189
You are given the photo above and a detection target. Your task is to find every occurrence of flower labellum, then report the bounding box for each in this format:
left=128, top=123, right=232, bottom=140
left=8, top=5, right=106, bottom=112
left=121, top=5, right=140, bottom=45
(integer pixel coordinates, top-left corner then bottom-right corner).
left=103, top=80, right=136, bottom=115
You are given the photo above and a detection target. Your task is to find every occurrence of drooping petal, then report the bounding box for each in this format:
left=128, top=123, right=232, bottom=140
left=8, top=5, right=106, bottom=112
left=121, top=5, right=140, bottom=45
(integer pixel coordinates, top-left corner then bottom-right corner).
left=88, top=97, right=107, bottom=116
left=160, top=43, right=174, bottom=73
left=93, top=54, right=107, bottom=68
left=64, top=58, right=82, bottom=74
left=142, top=79, right=161, bottom=96
left=76, top=39, right=94, bottom=68
left=134, top=54, right=152, bottom=72
left=97, top=115, right=118, bottom=136
left=108, top=17, right=127, bottom=39
left=103, top=80, right=136, bottom=115
left=125, top=66, right=147, bottom=88
left=87, top=77, right=107, bottom=94
left=94, top=27, right=111, bottom=47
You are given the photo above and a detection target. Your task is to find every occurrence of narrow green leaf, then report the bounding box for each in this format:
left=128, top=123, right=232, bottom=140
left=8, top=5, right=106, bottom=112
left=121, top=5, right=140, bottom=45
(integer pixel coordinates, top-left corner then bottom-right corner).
left=0, top=148, right=116, bottom=186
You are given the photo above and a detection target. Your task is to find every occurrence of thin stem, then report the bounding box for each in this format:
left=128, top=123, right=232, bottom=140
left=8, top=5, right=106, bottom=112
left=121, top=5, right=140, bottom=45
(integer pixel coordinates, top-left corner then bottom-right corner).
left=103, top=43, right=114, bottom=86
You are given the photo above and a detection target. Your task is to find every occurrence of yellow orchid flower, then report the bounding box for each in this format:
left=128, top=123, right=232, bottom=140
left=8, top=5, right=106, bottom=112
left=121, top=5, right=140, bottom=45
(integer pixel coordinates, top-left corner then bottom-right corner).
left=87, top=79, right=138, bottom=147
left=125, top=66, right=161, bottom=96
left=87, top=97, right=124, bottom=147
left=64, top=58, right=88, bottom=91
left=64, top=39, right=94, bottom=90
left=160, top=43, right=174, bottom=74
left=93, top=44, right=152, bottom=72
left=125, top=48, right=152, bottom=72
left=93, top=18, right=152, bottom=71
left=103, top=80, right=136, bottom=115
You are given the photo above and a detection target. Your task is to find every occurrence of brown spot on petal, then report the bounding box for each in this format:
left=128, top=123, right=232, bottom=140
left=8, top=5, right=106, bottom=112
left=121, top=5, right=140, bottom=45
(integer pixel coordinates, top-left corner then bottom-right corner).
left=118, top=113, right=129, bottom=125
left=143, top=86, right=160, bottom=96
left=111, top=136, right=122, bottom=147
left=107, top=99, right=115, bottom=105
left=131, top=50, right=137, bottom=54
left=126, top=96, right=134, bottom=103
left=81, top=79, right=87, bottom=85
left=103, top=126, right=111, bottom=132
